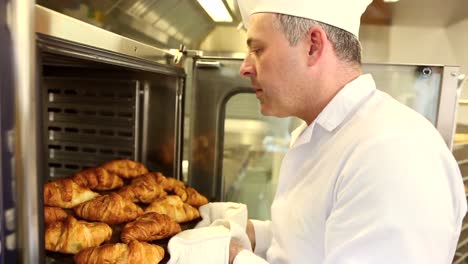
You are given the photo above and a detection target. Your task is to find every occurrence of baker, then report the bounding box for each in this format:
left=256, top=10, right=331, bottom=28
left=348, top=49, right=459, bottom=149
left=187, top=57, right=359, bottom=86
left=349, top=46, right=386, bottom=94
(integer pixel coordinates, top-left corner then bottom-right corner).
left=169, top=1, right=467, bottom=263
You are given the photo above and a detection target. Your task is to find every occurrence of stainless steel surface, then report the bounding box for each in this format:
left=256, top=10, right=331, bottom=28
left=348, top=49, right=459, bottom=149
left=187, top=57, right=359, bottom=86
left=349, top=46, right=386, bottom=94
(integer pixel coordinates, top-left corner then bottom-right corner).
left=37, top=32, right=185, bottom=82
left=140, top=74, right=184, bottom=178
left=36, top=0, right=217, bottom=50
left=134, top=81, right=142, bottom=162
left=439, top=66, right=461, bottom=150
left=196, top=60, right=222, bottom=68
left=174, top=77, right=185, bottom=180
left=187, top=58, right=252, bottom=200
left=11, top=0, right=43, bottom=263
left=35, top=5, right=176, bottom=65
left=141, top=82, right=150, bottom=166
left=111, top=0, right=215, bottom=47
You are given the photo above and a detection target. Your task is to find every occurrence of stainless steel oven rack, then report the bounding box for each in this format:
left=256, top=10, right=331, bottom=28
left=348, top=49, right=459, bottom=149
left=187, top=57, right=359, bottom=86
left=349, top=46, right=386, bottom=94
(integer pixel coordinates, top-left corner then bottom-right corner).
left=43, top=77, right=141, bottom=180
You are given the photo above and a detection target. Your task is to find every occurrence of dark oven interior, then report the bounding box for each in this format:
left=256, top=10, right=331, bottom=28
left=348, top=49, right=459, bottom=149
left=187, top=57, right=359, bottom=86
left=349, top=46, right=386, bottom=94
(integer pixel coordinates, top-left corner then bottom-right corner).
left=40, top=46, right=184, bottom=182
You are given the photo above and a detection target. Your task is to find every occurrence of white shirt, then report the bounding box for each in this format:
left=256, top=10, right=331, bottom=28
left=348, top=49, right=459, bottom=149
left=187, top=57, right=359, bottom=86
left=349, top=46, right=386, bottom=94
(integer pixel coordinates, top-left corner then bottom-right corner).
left=235, top=74, right=467, bottom=264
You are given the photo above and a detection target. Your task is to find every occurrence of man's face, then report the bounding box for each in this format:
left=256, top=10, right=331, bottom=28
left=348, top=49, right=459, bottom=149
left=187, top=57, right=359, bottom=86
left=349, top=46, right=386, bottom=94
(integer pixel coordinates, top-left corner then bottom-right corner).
left=240, top=13, right=309, bottom=117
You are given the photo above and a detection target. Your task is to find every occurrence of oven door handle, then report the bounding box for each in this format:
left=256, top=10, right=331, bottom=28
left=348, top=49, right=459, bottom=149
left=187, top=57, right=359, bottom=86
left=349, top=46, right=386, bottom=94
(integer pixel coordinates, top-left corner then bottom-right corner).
left=196, top=60, right=222, bottom=69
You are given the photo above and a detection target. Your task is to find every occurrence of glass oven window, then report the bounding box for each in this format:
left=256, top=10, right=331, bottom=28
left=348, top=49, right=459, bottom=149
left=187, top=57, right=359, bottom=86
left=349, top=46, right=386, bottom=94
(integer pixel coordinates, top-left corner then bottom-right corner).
left=222, top=93, right=300, bottom=220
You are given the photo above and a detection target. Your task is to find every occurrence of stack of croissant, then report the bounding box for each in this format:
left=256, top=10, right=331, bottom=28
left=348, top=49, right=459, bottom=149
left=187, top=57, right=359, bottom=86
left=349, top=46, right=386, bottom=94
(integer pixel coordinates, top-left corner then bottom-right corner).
left=43, top=159, right=209, bottom=264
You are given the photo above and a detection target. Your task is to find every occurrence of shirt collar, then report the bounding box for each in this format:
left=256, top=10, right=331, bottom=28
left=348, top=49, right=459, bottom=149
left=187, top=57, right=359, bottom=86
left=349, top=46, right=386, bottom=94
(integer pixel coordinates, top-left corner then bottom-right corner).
left=290, top=74, right=376, bottom=147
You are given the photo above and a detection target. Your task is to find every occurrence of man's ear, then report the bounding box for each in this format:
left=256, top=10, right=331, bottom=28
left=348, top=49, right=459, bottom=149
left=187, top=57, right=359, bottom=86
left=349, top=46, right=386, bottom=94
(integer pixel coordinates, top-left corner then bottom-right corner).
left=306, top=26, right=327, bottom=66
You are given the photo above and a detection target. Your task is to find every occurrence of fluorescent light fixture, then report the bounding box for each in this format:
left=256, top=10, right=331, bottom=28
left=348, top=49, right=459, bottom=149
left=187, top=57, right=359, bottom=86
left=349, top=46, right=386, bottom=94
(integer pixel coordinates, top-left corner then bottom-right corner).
left=383, top=0, right=400, bottom=2
left=197, top=0, right=233, bottom=22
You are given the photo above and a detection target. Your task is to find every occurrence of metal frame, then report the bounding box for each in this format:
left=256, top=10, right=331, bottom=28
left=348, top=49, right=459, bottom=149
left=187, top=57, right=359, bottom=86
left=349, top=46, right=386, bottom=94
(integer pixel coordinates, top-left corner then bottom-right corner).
left=174, top=77, right=186, bottom=181
left=37, top=33, right=184, bottom=77
left=11, top=0, right=43, bottom=263
left=439, top=66, right=461, bottom=150
left=187, top=57, right=253, bottom=201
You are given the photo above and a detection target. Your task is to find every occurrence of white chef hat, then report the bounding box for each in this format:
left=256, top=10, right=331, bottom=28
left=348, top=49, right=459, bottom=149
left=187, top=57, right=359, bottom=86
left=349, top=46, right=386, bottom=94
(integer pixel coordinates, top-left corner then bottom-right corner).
left=237, top=0, right=372, bottom=38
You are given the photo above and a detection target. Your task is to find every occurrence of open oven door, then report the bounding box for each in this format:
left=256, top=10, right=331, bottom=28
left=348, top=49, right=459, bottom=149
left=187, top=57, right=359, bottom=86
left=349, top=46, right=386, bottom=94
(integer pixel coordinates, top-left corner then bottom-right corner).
left=185, top=57, right=299, bottom=220
left=186, top=56, right=461, bottom=220
left=4, top=0, right=43, bottom=263
left=5, top=4, right=187, bottom=263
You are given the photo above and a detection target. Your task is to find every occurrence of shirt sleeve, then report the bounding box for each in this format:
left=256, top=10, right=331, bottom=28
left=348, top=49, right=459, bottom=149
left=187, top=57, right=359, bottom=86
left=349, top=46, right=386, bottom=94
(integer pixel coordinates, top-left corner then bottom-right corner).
left=234, top=250, right=270, bottom=264
left=323, top=135, right=466, bottom=264
left=250, top=219, right=272, bottom=258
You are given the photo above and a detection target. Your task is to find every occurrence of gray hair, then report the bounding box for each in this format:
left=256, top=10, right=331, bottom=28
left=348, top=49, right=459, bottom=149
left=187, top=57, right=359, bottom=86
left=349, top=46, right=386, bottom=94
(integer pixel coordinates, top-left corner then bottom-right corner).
left=274, top=14, right=362, bottom=65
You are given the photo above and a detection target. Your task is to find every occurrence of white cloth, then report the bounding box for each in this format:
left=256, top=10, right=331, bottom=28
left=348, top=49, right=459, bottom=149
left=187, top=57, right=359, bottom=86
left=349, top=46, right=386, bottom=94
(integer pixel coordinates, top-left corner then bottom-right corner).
left=196, top=202, right=248, bottom=230
left=234, top=74, right=467, bottom=264
left=237, top=0, right=372, bottom=37
left=235, top=250, right=269, bottom=264
left=198, top=203, right=252, bottom=254
left=167, top=226, right=231, bottom=264
left=211, top=219, right=252, bottom=251
left=168, top=203, right=252, bottom=264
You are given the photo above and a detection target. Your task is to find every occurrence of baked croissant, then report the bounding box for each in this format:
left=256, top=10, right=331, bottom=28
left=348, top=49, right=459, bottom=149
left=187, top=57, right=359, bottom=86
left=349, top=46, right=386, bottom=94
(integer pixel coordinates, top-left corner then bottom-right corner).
left=173, top=186, right=188, bottom=202
left=185, top=187, right=209, bottom=208
left=117, top=173, right=167, bottom=203
left=44, top=178, right=99, bottom=208
left=153, top=173, right=188, bottom=201
left=45, top=215, right=112, bottom=254
left=121, top=212, right=181, bottom=243
left=72, top=167, right=124, bottom=191
left=74, top=241, right=165, bottom=264
left=145, top=195, right=200, bottom=223
left=101, top=159, right=148, bottom=179
left=44, top=206, right=68, bottom=225
left=74, top=193, right=143, bottom=224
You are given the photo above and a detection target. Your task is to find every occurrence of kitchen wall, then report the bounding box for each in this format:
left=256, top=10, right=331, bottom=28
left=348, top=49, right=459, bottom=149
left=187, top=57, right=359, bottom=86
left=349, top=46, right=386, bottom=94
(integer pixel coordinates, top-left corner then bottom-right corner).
left=361, top=25, right=457, bottom=64
left=200, top=22, right=468, bottom=124
left=199, top=26, right=247, bottom=54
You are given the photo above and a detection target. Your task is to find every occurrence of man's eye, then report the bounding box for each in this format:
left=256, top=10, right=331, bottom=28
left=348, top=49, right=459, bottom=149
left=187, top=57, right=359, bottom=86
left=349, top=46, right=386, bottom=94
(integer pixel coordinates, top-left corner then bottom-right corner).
left=250, top=48, right=262, bottom=55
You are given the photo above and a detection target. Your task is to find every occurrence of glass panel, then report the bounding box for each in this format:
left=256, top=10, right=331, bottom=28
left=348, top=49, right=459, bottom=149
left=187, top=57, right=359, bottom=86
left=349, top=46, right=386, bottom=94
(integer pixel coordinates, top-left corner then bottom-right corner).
left=363, top=64, right=443, bottom=125
left=222, top=94, right=301, bottom=220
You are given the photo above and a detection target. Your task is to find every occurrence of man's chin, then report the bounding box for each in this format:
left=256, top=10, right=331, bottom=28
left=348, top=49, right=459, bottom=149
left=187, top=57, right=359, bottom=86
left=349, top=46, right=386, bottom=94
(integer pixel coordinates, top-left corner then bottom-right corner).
left=260, top=105, right=290, bottom=118
left=259, top=105, right=276, bottom=117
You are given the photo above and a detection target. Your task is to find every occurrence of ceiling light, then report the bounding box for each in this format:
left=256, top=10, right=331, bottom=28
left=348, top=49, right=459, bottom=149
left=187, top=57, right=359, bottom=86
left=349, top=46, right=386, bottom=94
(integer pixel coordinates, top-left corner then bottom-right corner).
left=197, top=0, right=233, bottom=22
left=383, top=0, right=400, bottom=2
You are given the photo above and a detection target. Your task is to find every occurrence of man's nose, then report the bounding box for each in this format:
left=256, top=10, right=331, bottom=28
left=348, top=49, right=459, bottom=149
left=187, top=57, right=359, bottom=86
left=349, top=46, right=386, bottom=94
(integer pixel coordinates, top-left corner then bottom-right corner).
left=240, top=58, right=256, bottom=77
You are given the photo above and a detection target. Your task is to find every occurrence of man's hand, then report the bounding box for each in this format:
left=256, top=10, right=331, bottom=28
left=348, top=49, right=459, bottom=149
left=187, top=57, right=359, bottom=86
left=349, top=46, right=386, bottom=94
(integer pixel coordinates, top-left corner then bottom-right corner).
left=229, top=238, right=245, bottom=264
left=229, top=220, right=256, bottom=264
left=196, top=203, right=248, bottom=229
left=246, top=220, right=256, bottom=251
